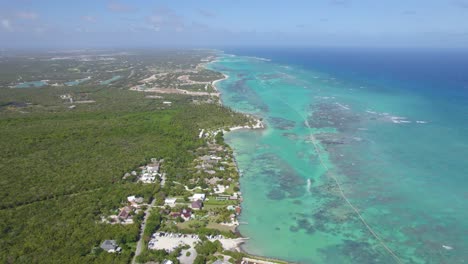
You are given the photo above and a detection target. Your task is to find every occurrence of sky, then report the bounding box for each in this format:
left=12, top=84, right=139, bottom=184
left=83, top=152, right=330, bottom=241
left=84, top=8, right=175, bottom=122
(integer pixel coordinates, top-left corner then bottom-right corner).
left=1, top=0, right=468, bottom=49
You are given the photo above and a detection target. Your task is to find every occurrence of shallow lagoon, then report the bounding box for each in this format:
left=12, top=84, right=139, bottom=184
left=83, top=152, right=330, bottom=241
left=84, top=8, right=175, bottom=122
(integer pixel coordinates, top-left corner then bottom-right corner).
left=65, top=77, right=91, bottom=86
left=209, top=53, right=468, bottom=263
left=100, top=75, right=121, bottom=85
left=15, top=80, right=48, bottom=88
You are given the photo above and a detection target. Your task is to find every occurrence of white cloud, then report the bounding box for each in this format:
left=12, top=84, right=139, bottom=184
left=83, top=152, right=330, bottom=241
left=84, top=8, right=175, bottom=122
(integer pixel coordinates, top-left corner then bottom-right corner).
left=17, top=12, right=38, bottom=20
left=1, top=19, right=13, bottom=32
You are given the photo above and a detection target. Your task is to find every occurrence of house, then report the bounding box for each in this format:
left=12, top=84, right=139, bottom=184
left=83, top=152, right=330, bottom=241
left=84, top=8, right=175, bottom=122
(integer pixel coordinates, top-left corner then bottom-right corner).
left=162, top=260, right=174, bottom=264
left=164, top=197, right=177, bottom=207
left=127, top=195, right=144, bottom=204
left=147, top=163, right=160, bottom=173
left=140, top=172, right=156, bottom=183
left=235, top=206, right=242, bottom=215
left=191, top=200, right=203, bottom=210
left=118, top=206, right=133, bottom=220
left=191, top=193, right=206, bottom=201
left=181, top=209, right=192, bottom=221
left=210, top=156, right=222, bottom=161
left=214, top=185, right=227, bottom=194
left=100, top=240, right=121, bottom=253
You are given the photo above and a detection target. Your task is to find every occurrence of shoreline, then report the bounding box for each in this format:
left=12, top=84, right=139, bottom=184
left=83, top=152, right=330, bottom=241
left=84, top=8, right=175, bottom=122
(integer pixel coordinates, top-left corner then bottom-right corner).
left=207, top=58, right=266, bottom=132
left=206, top=55, right=291, bottom=264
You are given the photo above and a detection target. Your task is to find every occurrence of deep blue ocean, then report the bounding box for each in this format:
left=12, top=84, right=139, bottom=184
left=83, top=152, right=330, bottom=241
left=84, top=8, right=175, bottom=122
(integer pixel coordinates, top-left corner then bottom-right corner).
left=209, top=47, right=468, bottom=263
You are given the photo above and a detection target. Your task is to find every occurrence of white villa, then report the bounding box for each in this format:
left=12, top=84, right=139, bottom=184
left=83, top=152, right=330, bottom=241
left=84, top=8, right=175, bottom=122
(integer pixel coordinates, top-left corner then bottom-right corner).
left=140, top=172, right=157, bottom=183
left=191, top=193, right=206, bottom=201
left=214, top=185, right=228, bottom=194
left=164, top=197, right=177, bottom=207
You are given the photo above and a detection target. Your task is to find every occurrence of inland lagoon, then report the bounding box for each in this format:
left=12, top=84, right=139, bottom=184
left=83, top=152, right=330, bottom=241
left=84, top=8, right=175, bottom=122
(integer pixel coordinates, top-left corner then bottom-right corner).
left=100, top=75, right=121, bottom=85
left=15, top=80, right=48, bottom=88
left=208, top=48, right=468, bottom=263
left=65, top=76, right=91, bottom=86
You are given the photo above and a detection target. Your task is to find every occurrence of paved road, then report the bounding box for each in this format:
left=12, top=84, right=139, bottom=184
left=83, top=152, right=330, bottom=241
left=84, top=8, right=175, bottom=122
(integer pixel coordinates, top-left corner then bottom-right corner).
left=132, top=199, right=156, bottom=264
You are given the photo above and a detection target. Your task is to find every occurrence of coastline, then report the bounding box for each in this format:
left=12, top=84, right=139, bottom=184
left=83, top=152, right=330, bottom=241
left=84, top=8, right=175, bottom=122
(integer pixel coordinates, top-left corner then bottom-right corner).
left=206, top=55, right=291, bottom=264
left=207, top=58, right=265, bottom=132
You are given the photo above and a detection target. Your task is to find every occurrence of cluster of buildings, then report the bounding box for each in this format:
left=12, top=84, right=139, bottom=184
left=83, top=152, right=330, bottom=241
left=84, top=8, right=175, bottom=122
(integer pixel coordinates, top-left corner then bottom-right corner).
left=140, top=159, right=162, bottom=183
left=163, top=193, right=206, bottom=221
left=122, top=158, right=164, bottom=184
left=170, top=208, right=194, bottom=221
left=104, top=195, right=145, bottom=225
left=195, top=155, right=226, bottom=175
left=164, top=193, right=206, bottom=211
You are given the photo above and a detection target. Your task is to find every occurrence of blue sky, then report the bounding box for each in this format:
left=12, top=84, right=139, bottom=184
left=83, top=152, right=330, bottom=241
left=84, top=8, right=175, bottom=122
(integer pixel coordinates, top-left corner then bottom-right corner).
left=1, top=0, right=468, bottom=48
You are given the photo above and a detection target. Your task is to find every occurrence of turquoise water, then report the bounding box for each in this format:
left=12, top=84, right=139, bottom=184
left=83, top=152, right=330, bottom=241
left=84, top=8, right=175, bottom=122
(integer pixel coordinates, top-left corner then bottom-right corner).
left=15, top=80, right=47, bottom=88
left=100, top=75, right=121, bottom=85
left=65, top=77, right=91, bottom=86
left=208, top=53, right=468, bottom=263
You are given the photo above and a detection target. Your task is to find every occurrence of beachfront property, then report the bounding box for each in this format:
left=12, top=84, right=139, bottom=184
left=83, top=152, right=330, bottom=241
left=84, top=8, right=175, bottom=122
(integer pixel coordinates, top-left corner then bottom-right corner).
left=214, top=184, right=228, bottom=194
left=100, top=240, right=121, bottom=253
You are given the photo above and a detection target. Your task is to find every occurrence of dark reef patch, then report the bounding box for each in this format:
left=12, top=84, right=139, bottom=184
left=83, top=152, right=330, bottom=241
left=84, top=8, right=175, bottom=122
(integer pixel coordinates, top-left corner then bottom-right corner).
left=254, top=153, right=306, bottom=199
left=282, top=132, right=301, bottom=140
left=307, top=102, right=361, bottom=132
left=267, top=189, right=286, bottom=200
left=269, top=116, right=296, bottom=130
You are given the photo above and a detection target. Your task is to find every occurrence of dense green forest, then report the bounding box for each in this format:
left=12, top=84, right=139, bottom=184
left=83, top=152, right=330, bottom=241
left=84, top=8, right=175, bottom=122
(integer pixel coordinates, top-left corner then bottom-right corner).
left=0, top=102, right=247, bottom=263
left=0, top=52, right=250, bottom=263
